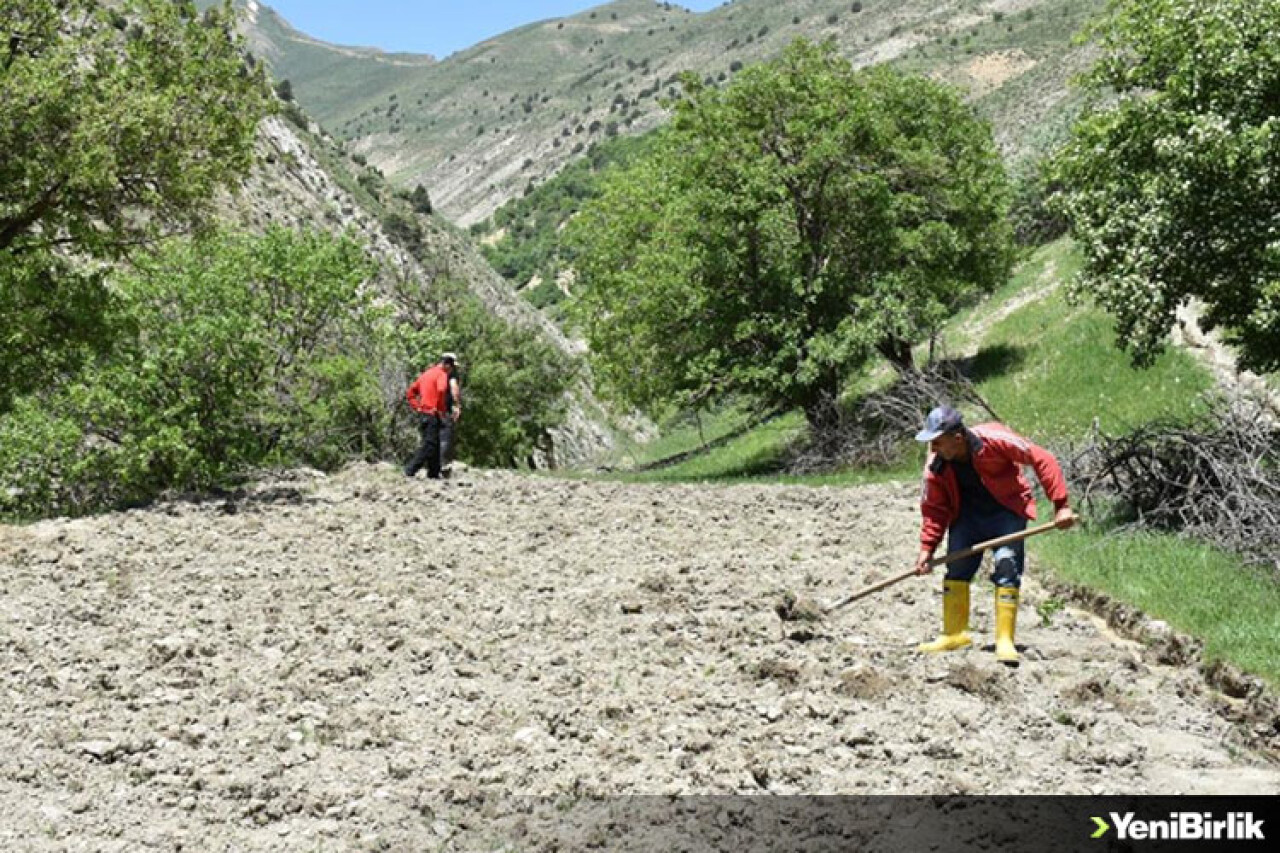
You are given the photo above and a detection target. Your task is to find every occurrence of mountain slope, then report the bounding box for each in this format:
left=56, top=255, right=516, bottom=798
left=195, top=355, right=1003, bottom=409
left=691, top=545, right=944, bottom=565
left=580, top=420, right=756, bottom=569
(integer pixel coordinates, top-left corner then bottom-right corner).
left=240, top=0, right=1103, bottom=225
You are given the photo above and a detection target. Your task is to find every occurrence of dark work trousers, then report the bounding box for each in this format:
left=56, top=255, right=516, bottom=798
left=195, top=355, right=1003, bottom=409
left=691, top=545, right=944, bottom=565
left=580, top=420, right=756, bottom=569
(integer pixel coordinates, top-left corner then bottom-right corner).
left=405, top=414, right=444, bottom=479
left=945, top=505, right=1027, bottom=588
left=439, top=415, right=456, bottom=471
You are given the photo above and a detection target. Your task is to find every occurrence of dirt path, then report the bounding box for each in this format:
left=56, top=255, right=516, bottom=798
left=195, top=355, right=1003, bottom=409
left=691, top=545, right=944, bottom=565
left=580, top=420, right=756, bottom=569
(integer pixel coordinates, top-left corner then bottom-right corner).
left=1, top=463, right=1275, bottom=850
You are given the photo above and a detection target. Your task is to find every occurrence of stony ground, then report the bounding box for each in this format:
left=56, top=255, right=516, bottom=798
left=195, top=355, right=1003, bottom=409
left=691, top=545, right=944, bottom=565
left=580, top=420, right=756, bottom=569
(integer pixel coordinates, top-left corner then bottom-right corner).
left=2, top=463, right=1276, bottom=850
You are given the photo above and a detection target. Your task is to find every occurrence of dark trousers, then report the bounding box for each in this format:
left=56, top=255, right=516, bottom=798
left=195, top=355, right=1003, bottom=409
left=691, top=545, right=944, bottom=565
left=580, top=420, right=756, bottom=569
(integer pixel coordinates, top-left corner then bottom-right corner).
left=405, top=414, right=453, bottom=479
left=945, top=506, right=1027, bottom=588
left=439, top=416, right=455, bottom=469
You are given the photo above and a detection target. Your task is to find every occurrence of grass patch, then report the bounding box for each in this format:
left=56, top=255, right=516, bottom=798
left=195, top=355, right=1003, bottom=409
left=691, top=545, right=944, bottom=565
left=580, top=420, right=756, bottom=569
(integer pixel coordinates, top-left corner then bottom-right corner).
left=603, top=403, right=759, bottom=471
left=1037, top=515, right=1280, bottom=687
left=764, top=456, right=922, bottom=488
left=937, top=238, right=1080, bottom=353
left=963, top=240, right=1214, bottom=440
left=614, top=410, right=804, bottom=483
left=603, top=408, right=923, bottom=486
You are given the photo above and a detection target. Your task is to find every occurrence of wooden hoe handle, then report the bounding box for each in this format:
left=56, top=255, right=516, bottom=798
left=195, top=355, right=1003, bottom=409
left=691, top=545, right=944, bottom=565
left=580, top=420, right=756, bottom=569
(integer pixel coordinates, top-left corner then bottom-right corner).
left=824, top=520, right=1061, bottom=613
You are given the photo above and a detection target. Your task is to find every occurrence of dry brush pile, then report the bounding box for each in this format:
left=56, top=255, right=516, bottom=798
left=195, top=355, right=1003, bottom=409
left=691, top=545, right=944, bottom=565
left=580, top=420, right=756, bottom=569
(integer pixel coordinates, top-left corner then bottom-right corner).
left=1065, top=394, right=1280, bottom=569
left=786, top=363, right=998, bottom=473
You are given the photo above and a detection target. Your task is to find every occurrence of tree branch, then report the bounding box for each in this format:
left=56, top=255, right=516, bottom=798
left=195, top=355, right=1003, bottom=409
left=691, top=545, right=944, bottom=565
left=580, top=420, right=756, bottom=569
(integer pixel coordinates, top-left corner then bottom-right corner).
left=0, top=179, right=65, bottom=253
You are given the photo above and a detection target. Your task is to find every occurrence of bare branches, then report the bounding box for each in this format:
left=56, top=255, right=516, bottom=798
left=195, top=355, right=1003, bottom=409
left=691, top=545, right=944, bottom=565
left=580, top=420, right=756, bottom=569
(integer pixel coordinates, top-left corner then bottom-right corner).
left=786, top=362, right=998, bottom=473
left=1066, top=394, right=1280, bottom=569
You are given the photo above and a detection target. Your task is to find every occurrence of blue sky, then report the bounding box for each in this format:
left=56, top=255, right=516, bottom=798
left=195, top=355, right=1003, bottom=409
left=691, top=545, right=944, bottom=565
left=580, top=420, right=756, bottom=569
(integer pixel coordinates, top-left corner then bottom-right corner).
left=260, top=1, right=727, bottom=59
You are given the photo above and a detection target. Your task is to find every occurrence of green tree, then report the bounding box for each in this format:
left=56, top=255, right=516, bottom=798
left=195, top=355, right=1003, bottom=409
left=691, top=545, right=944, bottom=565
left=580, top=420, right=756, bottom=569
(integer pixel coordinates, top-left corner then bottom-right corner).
left=0, top=0, right=272, bottom=410
left=0, top=227, right=385, bottom=516
left=409, top=184, right=433, bottom=215
left=1051, top=0, right=1280, bottom=371
left=382, top=210, right=425, bottom=253
left=1009, top=161, right=1068, bottom=247
left=568, top=40, right=1012, bottom=425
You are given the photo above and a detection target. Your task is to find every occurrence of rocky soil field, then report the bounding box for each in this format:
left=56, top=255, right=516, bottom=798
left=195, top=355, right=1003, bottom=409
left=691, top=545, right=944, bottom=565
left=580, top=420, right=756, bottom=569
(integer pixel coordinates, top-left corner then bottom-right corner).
left=2, top=463, right=1276, bottom=850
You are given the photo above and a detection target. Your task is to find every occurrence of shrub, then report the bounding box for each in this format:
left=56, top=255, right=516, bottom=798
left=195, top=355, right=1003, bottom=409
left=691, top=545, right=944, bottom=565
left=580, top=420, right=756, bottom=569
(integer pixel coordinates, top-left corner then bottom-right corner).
left=282, top=101, right=309, bottom=129
left=0, top=227, right=388, bottom=518
left=1008, top=165, right=1068, bottom=247
left=409, top=184, right=433, bottom=215
left=382, top=211, right=425, bottom=252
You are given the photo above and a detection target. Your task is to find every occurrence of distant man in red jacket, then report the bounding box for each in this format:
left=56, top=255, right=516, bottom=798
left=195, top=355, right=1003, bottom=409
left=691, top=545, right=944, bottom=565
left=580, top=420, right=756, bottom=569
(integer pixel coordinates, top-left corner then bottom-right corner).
left=913, top=406, right=1075, bottom=664
left=404, top=352, right=462, bottom=479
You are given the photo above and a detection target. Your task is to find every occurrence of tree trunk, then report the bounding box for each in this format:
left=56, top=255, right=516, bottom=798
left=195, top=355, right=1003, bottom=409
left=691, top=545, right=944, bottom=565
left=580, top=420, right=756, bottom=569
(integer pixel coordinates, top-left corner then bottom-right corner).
left=876, top=337, right=915, bottom=373
left=801, top=386, right=842, bottom=434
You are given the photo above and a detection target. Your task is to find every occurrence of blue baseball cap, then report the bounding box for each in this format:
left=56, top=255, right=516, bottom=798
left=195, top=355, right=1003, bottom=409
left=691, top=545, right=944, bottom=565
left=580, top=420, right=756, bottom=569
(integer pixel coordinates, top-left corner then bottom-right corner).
left=915, top=406, right=964, bottom=442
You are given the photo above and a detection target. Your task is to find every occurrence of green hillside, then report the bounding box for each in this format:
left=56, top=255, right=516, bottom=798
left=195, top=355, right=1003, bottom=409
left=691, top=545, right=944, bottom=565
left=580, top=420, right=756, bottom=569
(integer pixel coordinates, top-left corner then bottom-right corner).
left=449, top=0, right=1100, bottom=306
left=469, top=132, right=659, bottom=312
left=605, top=239, right=1214, bottom=480
left=247, top=6, right=435, bottom=113
left=238, top=0, right=1103, bottom=225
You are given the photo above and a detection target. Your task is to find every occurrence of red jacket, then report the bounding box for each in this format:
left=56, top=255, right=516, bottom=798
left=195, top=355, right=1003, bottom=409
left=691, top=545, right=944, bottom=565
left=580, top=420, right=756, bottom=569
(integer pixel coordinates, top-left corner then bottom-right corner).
left=919, top=422, right=1069, bottom=550
left=406, top=364, right=450, bottom=415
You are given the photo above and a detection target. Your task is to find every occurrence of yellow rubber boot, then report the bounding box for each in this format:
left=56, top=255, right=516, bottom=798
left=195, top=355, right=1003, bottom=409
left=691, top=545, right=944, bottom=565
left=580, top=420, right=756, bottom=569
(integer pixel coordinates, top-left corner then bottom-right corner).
left=995, top=586, right=1020, bottom=665
left=918, top=580, right=972, bottom=653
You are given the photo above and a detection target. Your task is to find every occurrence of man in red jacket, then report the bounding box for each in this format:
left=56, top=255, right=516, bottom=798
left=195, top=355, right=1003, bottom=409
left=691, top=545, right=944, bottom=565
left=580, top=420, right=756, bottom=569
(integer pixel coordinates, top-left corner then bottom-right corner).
left=912, top=406, right=1075, bottom=664
left=404, top=352, right=462, bottom=479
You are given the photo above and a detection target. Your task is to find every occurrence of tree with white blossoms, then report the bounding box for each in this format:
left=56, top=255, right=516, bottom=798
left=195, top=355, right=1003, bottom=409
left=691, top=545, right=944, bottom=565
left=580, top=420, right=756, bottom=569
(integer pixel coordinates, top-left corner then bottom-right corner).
left=1052, top=0, right=1280, bottom=372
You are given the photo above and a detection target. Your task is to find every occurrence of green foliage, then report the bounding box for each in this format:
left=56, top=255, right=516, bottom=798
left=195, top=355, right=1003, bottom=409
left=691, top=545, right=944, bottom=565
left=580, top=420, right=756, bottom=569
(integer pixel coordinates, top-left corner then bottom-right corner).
left=949, top=239, right=1213, bottom=439
left=0, top=254, right=117, bottom=415
left=568, top=40, right=1013, bottom=423
left=357, top=168, right=387, bottom=198
left=281, top=100, right=310, bottom=130
left=1051, top=0, right=1280, bottom=372
left=381, top=210, right=425, bottom=253
left=0, top=227, right=387, bottom=517
left=1008, top=162, right=1068, bottom=247
left=1035, top=596, right=1065, bottom=627
left=523, top=278, right=567, bottom=315
left=394, top=278, right=577, bottom=468
left=0, top=0, right=272, bottom=410
left=480, top=133, right=658, bottom=297
left=409, top=184, right=433, bottom=215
